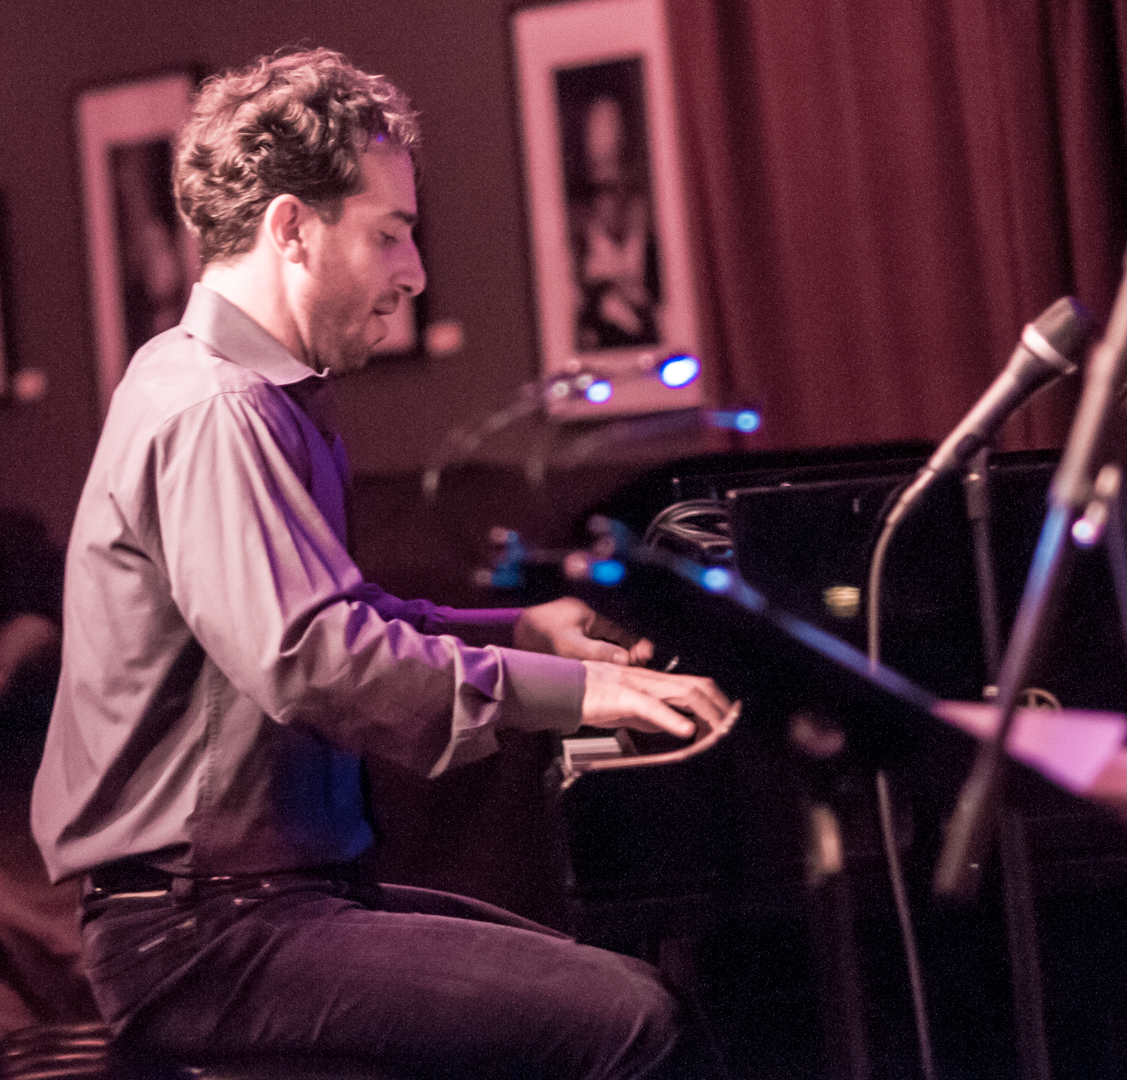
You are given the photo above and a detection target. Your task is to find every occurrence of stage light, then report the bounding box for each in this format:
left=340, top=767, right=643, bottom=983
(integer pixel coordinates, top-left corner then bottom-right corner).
left=657, top=354, right=700, bottom=388
left=584, top=379, right=613, bottom=404
left=590, top=559, right=626, bottom=585
left=735, top=409, right=760, bottom=432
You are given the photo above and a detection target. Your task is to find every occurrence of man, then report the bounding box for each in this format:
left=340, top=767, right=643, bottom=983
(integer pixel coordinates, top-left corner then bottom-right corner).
left=31, top=49, right=733, bottom=1079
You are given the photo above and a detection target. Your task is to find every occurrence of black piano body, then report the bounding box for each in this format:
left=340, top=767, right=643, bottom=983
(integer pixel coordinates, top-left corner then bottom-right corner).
left=558, top=446, right=1127, bottom=1080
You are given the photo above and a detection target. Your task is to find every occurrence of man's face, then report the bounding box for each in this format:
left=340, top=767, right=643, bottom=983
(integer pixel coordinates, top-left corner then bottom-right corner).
left=295, top=144, right=426, bottom=375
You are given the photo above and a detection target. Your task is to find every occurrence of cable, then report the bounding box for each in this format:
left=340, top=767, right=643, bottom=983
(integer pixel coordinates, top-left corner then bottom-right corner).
left=866, top=481, right=938, bottom=1078
left=876, top=769, right=938, bottom=1080
left=865, top=472, right=929, bottom=667
left=866, top=514, right=897, bottom=667
left=641, top=499, right=733, bottom=563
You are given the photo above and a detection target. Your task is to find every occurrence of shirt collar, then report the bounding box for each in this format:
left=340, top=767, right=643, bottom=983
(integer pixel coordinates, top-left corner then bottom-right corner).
left=180, top=283, right=327, bottom=387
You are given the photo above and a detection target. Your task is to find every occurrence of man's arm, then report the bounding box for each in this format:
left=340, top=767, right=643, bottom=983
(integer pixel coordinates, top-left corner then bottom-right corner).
left=356, top=582, right=727, bottom=737
left=155, top=390, right=723, bottom=776
left=359, top=589, right=729, bottom=740
left=360, top=590, right=653, bottom=664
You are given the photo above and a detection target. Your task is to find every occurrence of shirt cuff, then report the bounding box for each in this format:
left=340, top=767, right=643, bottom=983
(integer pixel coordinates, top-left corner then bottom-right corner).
left=498, top=648, right=585, bottom=734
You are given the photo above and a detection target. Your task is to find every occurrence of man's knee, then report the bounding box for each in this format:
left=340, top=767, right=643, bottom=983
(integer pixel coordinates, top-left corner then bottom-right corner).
left=568, top=950, right=682, bottom=1079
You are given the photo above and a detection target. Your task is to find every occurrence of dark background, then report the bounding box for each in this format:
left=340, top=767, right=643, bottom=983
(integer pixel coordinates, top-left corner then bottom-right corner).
left=4, top=0, right=1127, bottom=548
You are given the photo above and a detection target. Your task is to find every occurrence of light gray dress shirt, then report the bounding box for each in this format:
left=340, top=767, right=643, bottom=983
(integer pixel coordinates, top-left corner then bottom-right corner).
left=32, top=285, right=585, bottom=883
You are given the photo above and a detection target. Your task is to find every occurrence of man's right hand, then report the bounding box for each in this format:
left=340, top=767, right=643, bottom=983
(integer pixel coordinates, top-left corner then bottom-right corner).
left=580, top=660, right=734, bottom=739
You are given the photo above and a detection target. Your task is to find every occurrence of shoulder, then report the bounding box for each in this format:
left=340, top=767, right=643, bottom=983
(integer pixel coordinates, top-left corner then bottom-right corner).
left=109, top=328, right=300, bottom=433
left=119, top=327, right=273, bottom=412
left=98, top=329, right=313, bottom=483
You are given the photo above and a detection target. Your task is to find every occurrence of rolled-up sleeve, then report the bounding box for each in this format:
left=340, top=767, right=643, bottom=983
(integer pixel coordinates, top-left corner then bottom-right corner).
left=152, top=388, right=584, bottom=777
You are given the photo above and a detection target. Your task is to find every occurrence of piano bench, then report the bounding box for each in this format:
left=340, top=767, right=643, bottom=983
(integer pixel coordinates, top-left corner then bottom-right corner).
left=1, top=1022, right=428, bottom=1080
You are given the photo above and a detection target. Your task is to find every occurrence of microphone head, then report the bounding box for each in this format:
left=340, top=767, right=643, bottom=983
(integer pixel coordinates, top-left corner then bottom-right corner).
left=1026, top=296, right=1095, bottom=371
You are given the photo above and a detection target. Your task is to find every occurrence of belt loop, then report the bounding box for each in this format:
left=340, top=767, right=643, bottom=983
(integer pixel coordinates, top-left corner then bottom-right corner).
left=171, top=876, right=197, bottom=904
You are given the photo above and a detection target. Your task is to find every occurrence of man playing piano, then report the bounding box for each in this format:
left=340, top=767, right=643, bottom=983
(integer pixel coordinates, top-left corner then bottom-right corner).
left=30, top=48, right=732, bottom=1080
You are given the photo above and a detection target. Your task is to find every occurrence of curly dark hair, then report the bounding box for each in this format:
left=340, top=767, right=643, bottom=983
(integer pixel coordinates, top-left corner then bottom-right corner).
left=175, top=48, right=420, bottom=265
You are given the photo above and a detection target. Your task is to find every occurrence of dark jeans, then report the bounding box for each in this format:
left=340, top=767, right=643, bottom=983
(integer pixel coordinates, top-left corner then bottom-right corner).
left=81, top=872, right=700, bottom=1079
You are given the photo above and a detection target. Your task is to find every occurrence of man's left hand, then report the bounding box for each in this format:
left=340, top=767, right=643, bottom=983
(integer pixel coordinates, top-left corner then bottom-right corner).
left=512, top=597, right=653, bottom=666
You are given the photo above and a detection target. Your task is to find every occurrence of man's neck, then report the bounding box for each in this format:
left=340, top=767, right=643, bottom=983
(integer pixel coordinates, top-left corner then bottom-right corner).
left=199, top=258, right=310, bottom=369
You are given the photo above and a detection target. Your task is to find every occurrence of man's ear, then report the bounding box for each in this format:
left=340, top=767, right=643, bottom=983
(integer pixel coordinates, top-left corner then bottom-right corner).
left=261, top=195, right=308, bottom=263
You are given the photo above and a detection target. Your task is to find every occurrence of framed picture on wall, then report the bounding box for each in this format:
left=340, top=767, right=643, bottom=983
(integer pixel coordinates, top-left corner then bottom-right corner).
left=77, top=71, right=422, bottom=418
left=77, top=71, right=201, bottom=418
left=511, top=0, right=703, bottom=418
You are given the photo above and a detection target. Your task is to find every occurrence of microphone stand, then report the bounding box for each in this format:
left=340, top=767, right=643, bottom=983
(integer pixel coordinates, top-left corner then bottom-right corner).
left=962, top=445, right=1052, bottom=1080
left=935, top=256, right=1127, bottom=902
left=964, top=447, right=1003, bottom=690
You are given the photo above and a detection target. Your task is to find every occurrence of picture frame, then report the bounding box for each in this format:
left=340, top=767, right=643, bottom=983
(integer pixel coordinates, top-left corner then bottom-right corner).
left=511, top=0, right=703, bottom=418
left=77, top=72, right=421, bottom=418
left=77, top=71, right=201, bottom=418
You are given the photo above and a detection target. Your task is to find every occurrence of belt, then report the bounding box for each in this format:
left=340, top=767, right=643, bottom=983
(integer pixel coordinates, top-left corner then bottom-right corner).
left=82, top=863, right=181, bottom=901
left=81, top=861, right=360, bottom=903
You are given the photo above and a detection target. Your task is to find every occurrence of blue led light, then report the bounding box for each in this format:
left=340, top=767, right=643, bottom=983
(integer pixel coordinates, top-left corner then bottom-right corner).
left=701, top=567, right=732, bottom=592
left=708, top=409, right=762, bottom=432
left=735, top=409, right=761, bottom=432
left=658, top=354, right=700, bottom=388
left=584, top=379, right=613, bottom=404
left=590, top=559, right=626, bottom=585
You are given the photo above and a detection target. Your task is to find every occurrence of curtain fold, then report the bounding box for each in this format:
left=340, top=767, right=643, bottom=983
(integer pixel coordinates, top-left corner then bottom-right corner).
left=668, top=0, right=1127, bottom=452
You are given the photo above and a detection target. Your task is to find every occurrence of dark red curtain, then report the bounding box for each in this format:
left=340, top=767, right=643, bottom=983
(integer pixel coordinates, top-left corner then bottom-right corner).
left=668, top=0, right=1127, bottom=452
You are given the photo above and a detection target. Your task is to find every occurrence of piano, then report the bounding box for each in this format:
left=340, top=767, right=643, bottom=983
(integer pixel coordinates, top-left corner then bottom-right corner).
left=554, top=444, right=1127, bottom=1080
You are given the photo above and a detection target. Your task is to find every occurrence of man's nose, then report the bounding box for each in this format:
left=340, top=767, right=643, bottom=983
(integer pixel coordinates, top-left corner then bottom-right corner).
left=396, top=241, right=426, bottom=297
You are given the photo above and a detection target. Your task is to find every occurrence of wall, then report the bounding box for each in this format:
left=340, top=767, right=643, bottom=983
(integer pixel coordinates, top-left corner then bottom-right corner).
left=0, top=0, right=715, bottom=544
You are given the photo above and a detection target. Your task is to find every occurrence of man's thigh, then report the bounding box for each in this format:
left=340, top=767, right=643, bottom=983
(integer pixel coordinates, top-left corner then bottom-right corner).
left=84, top=882, right=681, bottom=1080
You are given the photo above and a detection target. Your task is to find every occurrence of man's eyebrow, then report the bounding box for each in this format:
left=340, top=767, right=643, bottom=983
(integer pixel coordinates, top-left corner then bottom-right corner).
left=388, top=210, right=418, bottom=228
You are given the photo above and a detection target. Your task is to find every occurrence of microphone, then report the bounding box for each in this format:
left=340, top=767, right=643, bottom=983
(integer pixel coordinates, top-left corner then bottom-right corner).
left=886, top=297, right=1093, bottom=530
left=867, top=296, right=1094, bottom=666
left=929, top=296, right=1093, bottom=474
